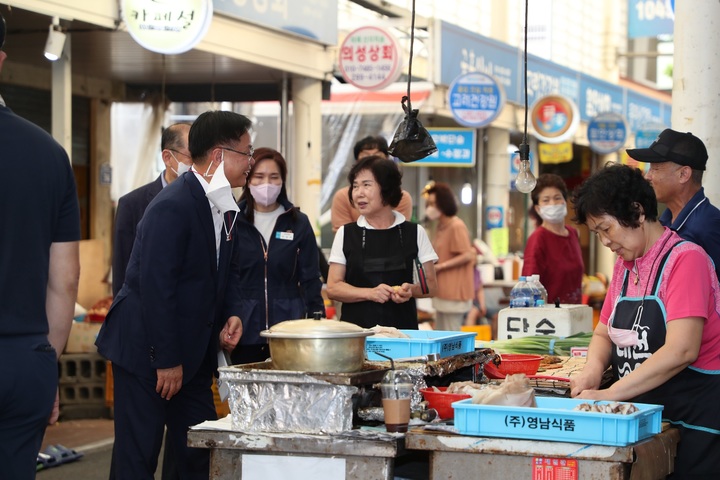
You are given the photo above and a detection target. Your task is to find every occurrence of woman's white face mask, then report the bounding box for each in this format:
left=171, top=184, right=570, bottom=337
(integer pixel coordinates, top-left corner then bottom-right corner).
left=425, top=205, right=441, bottom=221
left=538, top=204, right=567, bottom=224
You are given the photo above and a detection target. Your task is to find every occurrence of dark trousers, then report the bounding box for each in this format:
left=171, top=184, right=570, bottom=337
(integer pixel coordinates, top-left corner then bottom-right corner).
left=0, top=334, right=57, bottom=480
left=110, top=364, right=216, bottom=480
left=230, top=343, right=270, bottom=365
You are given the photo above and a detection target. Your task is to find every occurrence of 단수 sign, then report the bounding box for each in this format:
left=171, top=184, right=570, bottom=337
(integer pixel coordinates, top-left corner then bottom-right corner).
left=338, top=26, right=403, bottom=91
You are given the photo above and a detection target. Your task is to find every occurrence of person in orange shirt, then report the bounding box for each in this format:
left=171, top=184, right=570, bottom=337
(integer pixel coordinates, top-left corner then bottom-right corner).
left=425, top=182, right=476, bottom=331
left=331, top=136, right=413, bottom=232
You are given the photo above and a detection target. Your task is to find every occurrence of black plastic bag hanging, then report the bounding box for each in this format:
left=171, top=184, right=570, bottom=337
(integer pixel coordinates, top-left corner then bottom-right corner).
left=387, top=0, right=437, bottom=163
left=388, top=96, right=438, bottom=163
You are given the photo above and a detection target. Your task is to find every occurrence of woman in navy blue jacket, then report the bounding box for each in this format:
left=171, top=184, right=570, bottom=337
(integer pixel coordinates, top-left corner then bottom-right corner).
left=230, top=148, right=325, bottom=365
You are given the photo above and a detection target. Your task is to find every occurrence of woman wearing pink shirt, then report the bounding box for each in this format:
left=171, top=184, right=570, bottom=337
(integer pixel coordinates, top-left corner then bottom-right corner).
left=570, top=164, right=720, bottom=478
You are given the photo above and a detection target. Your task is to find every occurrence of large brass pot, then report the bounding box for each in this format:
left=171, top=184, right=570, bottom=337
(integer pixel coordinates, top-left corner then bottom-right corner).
left=260, top=319, right=374, bottom=373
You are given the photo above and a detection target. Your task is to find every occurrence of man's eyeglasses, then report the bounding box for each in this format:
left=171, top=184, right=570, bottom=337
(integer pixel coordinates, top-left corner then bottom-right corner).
left=219, top=146, right=254, bottom=158
left=168, top=149, right=191, bottom=159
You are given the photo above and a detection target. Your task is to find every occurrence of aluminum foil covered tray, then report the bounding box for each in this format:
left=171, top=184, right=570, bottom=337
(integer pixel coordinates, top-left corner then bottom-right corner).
left=218, top=363, right=387, bottom=434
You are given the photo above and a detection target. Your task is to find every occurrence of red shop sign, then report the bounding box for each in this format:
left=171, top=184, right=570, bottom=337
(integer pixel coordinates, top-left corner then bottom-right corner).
left=338, top=26, right=404, bottom=91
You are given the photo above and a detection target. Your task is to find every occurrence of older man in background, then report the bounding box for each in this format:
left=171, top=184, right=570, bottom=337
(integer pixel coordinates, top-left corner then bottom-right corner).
left=112, top=123, right=192, bottom=296
left=629, top=129, right=720, bottom=279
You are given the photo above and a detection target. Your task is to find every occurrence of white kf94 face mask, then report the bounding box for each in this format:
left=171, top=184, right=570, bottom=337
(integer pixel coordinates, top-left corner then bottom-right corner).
left=205, top=159, right=240, bottom=214
left=170, top=152, right=191, bottom=176
left=538, top=203, right=567, bottom=224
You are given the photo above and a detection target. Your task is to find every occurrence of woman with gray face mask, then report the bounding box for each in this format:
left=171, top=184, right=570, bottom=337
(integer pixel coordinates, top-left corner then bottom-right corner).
left=521, top=173, right=584, bottom=304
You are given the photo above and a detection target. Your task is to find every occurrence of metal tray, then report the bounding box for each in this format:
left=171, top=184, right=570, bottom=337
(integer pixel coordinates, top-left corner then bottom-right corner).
left=224, top=361, right=389, bottom=386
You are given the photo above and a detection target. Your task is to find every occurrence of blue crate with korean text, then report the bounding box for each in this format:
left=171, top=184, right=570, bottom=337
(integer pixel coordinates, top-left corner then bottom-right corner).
left=365, top=330, right=476, bottom=361
left=452, top=397, right=663, bottom=446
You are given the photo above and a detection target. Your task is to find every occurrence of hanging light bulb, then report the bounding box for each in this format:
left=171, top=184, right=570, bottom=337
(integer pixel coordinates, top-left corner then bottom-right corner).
left=515, top=159, right=536, bottom=193
left=514, top=0, right=536, bottom=195
left=461, top=182, right=472, bottom=205
left=514, top=143, right=536, bottom=193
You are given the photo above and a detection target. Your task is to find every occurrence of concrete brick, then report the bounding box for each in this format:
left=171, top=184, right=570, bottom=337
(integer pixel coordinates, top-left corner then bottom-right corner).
left=58, top=352, right=106, bottom=384
left=59, top=382, right=106, bottom=405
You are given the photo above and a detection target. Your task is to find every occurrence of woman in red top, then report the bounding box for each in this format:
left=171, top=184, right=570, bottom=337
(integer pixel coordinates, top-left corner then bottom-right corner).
left=522, top=174, right=584, bottom=304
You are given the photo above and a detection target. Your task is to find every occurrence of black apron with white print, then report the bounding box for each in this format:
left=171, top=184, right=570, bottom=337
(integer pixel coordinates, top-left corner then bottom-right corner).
left=341, top=222, right=418, bottom=329
left=610, top=241, right=720, bottom=478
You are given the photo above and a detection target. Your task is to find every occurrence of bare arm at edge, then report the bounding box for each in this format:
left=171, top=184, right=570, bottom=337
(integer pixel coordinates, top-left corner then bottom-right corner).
left=46, top=241, right=80, bottom=360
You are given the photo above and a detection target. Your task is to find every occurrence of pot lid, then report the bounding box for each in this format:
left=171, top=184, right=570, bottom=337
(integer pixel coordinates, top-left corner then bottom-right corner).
left=261, top=319, right=374, bottom=339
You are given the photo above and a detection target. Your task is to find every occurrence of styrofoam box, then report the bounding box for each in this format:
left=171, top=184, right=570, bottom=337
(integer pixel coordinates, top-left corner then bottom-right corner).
left=365, top=330, right=476, bottom=361
left=452, top=397, right=663, bottom=446
left=498, top=304, right=593, bottom=340
left=65, top=321, right=102, bottom=353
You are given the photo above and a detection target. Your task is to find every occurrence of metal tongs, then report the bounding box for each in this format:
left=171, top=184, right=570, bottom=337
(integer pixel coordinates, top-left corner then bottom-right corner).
left=375, top=352, right=440, bottom=364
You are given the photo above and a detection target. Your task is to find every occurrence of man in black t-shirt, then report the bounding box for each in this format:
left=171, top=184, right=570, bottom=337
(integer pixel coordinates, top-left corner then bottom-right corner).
left=0, top=13, right=82, bottom=478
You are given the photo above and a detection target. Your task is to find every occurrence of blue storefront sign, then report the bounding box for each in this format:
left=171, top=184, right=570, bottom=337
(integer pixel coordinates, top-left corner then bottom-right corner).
left=448, top=72, right=505, bottom=128
left=628, top=0, right=674, bottom=39
left=580, top=76, right=625, bottom=118
left=509, top=150, right=535, bottom=176
left=587, top=113, right=628, bottom=154
left=407, top=128, right=476, bottom=167
left=438, top=21, right=671, bottom=134
left=626, top=91, right=670, bottom=132
left=486, top=206, right=504, bottom=229
left=214, top=0, right=338, bottom=45
left=634, top=124, right=666, bottom=148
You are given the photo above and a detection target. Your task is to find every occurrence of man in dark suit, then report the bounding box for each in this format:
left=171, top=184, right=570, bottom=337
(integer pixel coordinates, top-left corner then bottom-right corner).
left=111, top=123, right=192, bottom=480
left=96, top=111, right=253, bottom=479
left=112, top=122, right=192, bottom=296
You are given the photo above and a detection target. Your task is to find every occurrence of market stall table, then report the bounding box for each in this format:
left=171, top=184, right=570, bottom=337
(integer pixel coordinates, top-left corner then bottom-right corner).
left=187, top=420, right=405, bottom=480
left=405, top=426, right=679, bottom=479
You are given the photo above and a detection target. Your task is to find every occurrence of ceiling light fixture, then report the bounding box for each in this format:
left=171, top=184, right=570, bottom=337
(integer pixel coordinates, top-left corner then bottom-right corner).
left=44, top=17, right=66, bottom=61
left=461, top=181, right=472, bottom=205
left=514, top=0, right=537, bottom=194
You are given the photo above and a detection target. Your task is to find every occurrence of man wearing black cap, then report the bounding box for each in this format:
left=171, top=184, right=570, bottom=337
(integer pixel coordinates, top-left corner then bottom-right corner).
left=0, top=12, right=82, bottom=478
left=628, top=129, right=720, bottom=279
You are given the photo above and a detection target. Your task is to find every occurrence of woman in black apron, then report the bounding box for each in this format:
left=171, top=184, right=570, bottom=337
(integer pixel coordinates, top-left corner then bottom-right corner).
left=326, top=155, right=438, bottom=329
left=571, top=164, right=720, bottom=479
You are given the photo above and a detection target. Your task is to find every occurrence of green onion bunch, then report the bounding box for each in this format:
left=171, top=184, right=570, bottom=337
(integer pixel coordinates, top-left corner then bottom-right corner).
left=476, top=332, right=593, bottom=356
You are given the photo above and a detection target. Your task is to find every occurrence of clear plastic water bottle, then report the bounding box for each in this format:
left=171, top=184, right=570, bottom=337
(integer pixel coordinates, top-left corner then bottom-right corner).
left=526, top=277, right=542, bottom=306
left=509, top=276, right=534, bottom=308
left=530, top=274, right=548, bottom=306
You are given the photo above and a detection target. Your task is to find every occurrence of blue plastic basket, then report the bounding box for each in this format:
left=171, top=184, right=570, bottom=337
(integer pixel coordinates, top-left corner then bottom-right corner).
left=365, top=330, right=476, bottom=361
left=452, top=397, right=663, bottom=446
